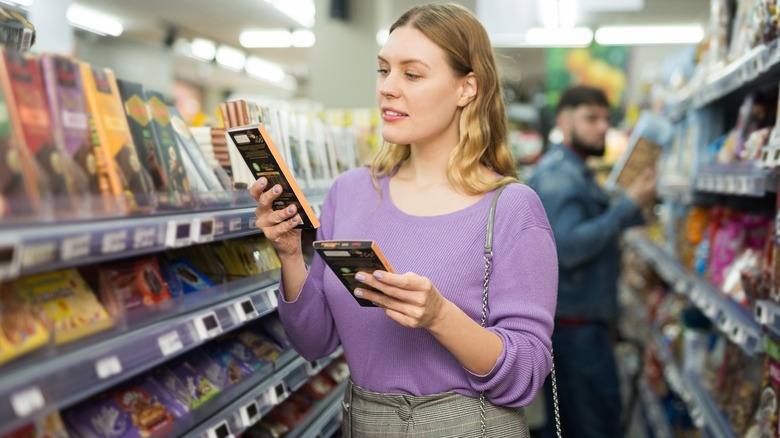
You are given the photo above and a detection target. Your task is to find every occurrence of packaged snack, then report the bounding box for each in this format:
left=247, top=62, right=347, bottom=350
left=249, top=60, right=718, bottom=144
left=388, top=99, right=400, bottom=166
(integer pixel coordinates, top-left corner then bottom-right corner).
left=168, top=259, right=213, bottom=294
left=204, top=346, right=252, bottom=386
left=1, top=410, right=70, bottom=437
left=0, top=282, right=48, bottom=366
left=186, top=351, right=232, bottom=391
left=97, top=257, right=172, bottom=316
left=235, top=330, right=283, bottom=364
left=258, top=314, right=291, bottom=350
left=11, top=269, right=113, bottom=345
left=164, top=359, right=220, bottom=409
left=211, top=338, right=269, bottom=371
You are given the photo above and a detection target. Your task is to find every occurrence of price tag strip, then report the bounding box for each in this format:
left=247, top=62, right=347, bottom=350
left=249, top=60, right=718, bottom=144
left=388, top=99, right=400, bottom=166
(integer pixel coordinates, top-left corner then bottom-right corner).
left=158, top=331, right=184, bottom=357
left=10, top=386, right=45, bottom=418
left=229, top=217, right=242, bottom=233
left=165, top=220, right=192, bottom=248
left=133, top=227, right=158, bottom=249
left=213, top=218, right=225, bottom=237
left=61, top=234, right=91, bottom=261
left=21, top=241, right=56, bottom=268
left=101, top=230, right=128, bottom=254
left=266, top=288, right=279, bottom=308
left=193, top=312, right=223, bottom=341
left=207, top=420, right=234, bottom=438
left=0, top=239, right=21, bottom=281
left=240, top=400, right=262, bottom=428
left=234, top=298, right=259, bottom=323
left=193, top=218, right=216, bottom=243
left=95, top=355, right=123, bottom=379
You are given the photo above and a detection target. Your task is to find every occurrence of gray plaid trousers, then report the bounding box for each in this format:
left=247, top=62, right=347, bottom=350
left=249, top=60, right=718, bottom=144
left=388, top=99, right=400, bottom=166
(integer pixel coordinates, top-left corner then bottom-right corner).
left=341, top=380, right=529, bottom=437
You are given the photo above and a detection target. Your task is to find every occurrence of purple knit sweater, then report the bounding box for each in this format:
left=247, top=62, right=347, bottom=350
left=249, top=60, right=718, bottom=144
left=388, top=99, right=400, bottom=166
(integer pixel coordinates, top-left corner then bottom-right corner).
left=277, top=168, right=558, bottom=407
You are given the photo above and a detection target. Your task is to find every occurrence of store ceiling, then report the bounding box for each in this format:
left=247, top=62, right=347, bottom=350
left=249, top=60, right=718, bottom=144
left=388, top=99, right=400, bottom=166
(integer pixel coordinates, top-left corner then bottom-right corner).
left=70, top=0, right=710, bottom=93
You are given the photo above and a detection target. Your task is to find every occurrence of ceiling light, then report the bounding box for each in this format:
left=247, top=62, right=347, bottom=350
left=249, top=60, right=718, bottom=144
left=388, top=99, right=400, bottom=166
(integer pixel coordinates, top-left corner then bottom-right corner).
left=525, top=27, right=593, bottom=47
left=595, top=25, right=704, bottom=45
left=216, top=45, right=246, bottom=71
left=292, top=30, right=315, bottom=47
left=376, top=28, right=389, bottom=46
left=558, top=0, right=578, bottom=28
left=537, top=0, right=559, bottom=29
left=240, top=29, right=291, bottom=48
left=66, top=4, right=123, bottom=37
left=245, top=56, right=286, bottom=83
left=265, top=0, right=315, bottom=28
left=1, top=0, right=33, bottom=7
left=190, top=38, right=217, bottom=61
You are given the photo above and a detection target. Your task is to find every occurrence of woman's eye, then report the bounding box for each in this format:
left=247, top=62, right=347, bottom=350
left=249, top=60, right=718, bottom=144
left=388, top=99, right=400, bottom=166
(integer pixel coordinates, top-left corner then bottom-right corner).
left=377, top=68, right=389, bottom=76
left=405, top=72, right=421, bottom=80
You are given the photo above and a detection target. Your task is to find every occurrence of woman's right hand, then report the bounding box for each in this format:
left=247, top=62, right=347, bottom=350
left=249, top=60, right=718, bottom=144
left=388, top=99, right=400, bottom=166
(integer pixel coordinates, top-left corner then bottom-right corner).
left=250, top=177, right=303, bottom=259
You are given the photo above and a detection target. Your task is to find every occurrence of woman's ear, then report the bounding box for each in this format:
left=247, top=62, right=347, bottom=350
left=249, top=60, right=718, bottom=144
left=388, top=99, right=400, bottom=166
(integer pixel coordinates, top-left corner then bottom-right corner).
left=457, top=72, right=477, bottom=107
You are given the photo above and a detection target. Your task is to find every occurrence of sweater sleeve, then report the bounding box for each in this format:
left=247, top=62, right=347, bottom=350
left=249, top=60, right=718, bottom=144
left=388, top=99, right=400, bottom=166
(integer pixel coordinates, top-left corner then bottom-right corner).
left=276, top=180, right=341, bottom=361
left=466, top=187, right=558, bottom=407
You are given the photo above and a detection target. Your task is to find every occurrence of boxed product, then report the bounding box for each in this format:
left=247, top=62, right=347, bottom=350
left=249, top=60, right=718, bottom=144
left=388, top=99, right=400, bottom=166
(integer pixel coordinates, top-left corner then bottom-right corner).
left=97, top=256, right=172, bottom=317
left=1, top=411, right=70, bottom=438
left=10, top=269, right=113, bottom=345
left=64, top=375, right=186, bottom=438
left=235, top=329, right=284, bottom=364
left=210, top=337, right=269, bottom=372
left=159, top=358, right=220, bottom=410
left=0, top=282, right=49, bottom=366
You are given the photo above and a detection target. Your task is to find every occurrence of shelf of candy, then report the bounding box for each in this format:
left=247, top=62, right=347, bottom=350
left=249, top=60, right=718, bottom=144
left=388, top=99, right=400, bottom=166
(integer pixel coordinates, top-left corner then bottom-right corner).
left=693, top=91, right=778, bottom=197
left=0, top=311, right=318, bottom=438
left=243, top=356, right=349, bottom=438
left=0, top=237, right=283, bottom=435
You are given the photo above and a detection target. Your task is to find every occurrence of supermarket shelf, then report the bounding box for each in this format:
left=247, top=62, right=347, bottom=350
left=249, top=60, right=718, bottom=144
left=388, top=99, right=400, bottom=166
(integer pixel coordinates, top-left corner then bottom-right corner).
left=756, top=300, right=780, bottom=337
left=187, top=347, right=346, bottom=438
left=637, top=375, right=674, bottom=438
left=694, top=162, right=776, bottom=197
left=286, top=379, right=348, bottom=438
left=651, top=330, right=736, bottom=438
left=625, top=232, right=761, bottom=355
left=0, top=272, right=282, bottom=436
left=0, top=191, right=326, bottom=282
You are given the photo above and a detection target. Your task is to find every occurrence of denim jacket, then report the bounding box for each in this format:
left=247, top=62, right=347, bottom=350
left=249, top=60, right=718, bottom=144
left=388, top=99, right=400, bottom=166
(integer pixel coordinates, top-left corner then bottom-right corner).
left=527, top=144, right=645, bottom=323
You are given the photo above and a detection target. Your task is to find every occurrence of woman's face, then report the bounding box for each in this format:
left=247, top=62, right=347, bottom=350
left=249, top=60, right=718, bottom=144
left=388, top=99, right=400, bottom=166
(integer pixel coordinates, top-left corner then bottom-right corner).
left=376, top=26, right=474, bottom=150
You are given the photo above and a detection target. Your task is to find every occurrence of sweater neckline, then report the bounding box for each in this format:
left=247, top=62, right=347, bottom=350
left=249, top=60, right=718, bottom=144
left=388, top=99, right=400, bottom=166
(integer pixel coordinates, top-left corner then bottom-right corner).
left=378, top=173, right=496, bottom=223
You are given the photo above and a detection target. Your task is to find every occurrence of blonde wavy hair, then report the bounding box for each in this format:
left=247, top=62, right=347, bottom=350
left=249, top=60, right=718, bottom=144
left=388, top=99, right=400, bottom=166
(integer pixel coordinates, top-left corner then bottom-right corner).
left=370, top=2, right=518, bottom=195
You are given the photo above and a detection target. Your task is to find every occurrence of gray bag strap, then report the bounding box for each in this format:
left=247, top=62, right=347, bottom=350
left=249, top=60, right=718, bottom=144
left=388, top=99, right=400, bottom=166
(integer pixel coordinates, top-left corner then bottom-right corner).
left=479, top=184, right=561, bottom=438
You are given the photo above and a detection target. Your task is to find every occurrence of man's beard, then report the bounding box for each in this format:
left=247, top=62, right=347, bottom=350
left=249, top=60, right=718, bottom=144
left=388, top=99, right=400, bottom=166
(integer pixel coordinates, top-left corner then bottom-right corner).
left=570, top=130, right=605, bottom=158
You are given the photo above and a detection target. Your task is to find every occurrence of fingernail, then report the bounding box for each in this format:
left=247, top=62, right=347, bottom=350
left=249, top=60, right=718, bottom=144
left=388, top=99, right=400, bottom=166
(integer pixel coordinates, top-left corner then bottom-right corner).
left=273, top=185, right=281, bottom=194
left=291, top=216, right=298, bottom=223
left=354, top=289, right=364, bottom=297
left=287, top=206, right=294, bottom=214
left=355, top=273, right=365, bottom=281
left=373, top=271, right=383, bottom=279
left=258, top=177, right=267, bottom=186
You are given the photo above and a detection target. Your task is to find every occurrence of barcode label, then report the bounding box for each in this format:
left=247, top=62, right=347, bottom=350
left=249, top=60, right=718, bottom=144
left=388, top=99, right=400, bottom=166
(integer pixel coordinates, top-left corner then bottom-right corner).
left=11, top=386, right=44, bottom=418
left=214, top=219, right=225, bottom=236
left=134, top=227, right=157, bottom=249
left=267, top=289, right=279, bottom=308
left=61, top=234, right=91, bottom=261
left=21, top=242, right=56, bottom=268
left=229, top=218, right=242, bottom=232
left=102, top=230, right=128, bottom=254
left=20, top=28, right=33, bottom=52
left=95, top=355, right=123, bottom=379
left=158, top=331, right=183, bottom=357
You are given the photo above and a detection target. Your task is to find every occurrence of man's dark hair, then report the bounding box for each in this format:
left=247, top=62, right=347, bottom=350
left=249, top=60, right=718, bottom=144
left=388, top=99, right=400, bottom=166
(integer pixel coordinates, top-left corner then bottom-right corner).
left=555, top=86, right=609, bottom=114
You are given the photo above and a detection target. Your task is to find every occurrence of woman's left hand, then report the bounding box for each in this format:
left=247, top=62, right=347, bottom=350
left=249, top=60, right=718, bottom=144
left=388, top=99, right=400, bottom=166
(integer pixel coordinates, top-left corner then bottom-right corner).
left=353, top=270, right=450, bottom=329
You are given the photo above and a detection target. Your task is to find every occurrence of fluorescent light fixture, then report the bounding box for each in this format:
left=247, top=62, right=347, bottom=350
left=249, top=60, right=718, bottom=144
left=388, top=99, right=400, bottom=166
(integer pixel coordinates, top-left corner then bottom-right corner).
left=376, top=28, right=389, bottom=46
left=245, top=56, right=286, bottom=83
left=66, top=4, right=123, bottom=37
left=292, top=30, right=315, bottom=47
left=265, top=0, right=315, bottom=28
left=216, top=45, right=246, bottom=71
left=240, top=29, right=291, bottom=48
left=559, top=0, right=578, bottom=28
left=525, top=27, right=593, bottom=47
left=190, top=38, right=217, bottom=61
left=595, top=25, right=704, bottom=45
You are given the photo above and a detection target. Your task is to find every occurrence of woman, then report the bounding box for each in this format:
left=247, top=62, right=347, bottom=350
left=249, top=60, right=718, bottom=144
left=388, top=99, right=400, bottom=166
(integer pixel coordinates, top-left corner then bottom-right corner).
left=250, top=3, right=557, bottom=436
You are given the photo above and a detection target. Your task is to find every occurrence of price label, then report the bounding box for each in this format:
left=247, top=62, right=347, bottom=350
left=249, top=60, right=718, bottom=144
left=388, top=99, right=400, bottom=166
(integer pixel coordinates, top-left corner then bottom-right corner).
left=756, top=301, right=769, bottom=324
left=229, top=218, right=242, bottom=232
left=61, top=234, right=91, bottom=261
left=195, top=218, right=216, bottom=243
left=0, top=240, right=21, bottom=281
left=214, top=219, right=225, bottom=236
left=674, top=280, right=688, bottom=295
left=10, top=386, right=44, bottom=418
left=133, top=227, right=157, bottom=249
left=21, top=241, right=56, bottom=268
left=193, top=312, right=222, bottom=341
left=248, top=218, right=258, bottom=230
left=266, top=289, right=279, bottom=308
left=240, top=401, right=261, bottom=427
left=158, top=331, right=184, bottom=357
left=267, top=381, right=288, bottom=405
left=101, top=230, right=128, bottom=254
left=234, top=299, right=259, bottom=323
left=165, top=220, right=192, bottom=248
left=207, top=421, right=233, bottom=438
left=305, top=360, right=322, bottom=376
left=95, top=355, right=123, bottom=379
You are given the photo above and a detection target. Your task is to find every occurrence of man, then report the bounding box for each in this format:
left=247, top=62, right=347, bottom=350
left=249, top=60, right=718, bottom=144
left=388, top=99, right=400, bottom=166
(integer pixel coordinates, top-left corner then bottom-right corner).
left=529, top=86, right=656, bottom=438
